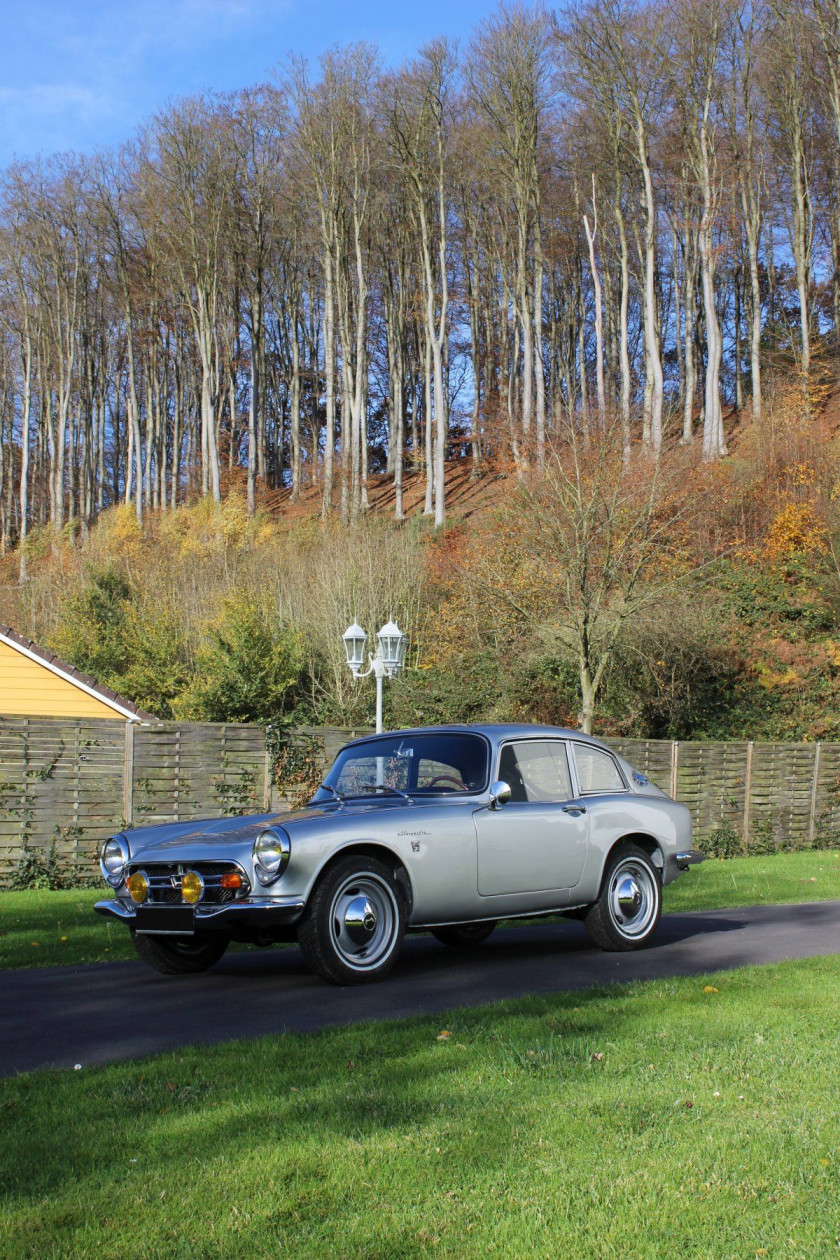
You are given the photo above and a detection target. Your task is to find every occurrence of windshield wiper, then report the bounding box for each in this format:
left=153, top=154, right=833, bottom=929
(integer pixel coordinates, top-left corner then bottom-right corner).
left=318, top=782, right=345, bottom=804
left=354, top=785, right=413, bottom=803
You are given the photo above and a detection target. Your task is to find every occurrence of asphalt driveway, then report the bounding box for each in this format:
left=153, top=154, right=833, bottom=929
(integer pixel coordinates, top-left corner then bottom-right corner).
left=2, top=900, right=839, bottom=1077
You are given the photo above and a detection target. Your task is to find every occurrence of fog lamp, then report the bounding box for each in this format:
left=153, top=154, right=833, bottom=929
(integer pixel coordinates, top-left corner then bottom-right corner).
left=127, top=871, right=149, bottom=904
left=181, top=871, right=204, bottom=904
left=220, top=871, right=243, bottom=890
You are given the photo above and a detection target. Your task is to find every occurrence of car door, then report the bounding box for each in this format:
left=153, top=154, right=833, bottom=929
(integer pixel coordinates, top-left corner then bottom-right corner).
left=474, top=739, right=589, bottom=897
left=569, top=740, right=633, bottom=858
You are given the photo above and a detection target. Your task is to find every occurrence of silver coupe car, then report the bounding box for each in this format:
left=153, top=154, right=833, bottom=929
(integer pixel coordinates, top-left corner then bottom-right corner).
left=96, top=724, right=702, bottom=985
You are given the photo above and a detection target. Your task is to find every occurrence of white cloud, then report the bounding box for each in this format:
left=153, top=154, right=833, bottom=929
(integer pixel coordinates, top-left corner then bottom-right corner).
left=0, top=0, right=295, bottom=162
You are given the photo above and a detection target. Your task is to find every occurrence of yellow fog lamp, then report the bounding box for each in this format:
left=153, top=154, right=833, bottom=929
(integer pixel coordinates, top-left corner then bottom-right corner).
left=181, top=870, right=205, bottom=905
left=127, top=871, right=149, bottom=904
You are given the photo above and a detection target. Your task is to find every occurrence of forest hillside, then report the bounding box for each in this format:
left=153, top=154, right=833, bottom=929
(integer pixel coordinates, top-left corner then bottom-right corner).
left=2, top=369, right=839, bottom=742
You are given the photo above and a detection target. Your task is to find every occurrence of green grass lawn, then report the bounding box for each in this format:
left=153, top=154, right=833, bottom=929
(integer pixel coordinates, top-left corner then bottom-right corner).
left=662, top=847, right=840, bottom=913
left=0, top=888, right=135, bottom=970
left=2, top=849, right=840, bottom=971
left=1, top=953, right=838, bottom=1257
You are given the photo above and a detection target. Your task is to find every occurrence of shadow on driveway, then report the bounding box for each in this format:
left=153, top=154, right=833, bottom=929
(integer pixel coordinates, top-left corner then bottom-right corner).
left=1, top=901, right=836, bottom=1077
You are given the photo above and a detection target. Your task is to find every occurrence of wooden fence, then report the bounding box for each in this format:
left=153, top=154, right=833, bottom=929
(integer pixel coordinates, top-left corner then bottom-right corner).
left=0, top=718, right=359, bottom=884
left=2, top=717, right=840, bottom=883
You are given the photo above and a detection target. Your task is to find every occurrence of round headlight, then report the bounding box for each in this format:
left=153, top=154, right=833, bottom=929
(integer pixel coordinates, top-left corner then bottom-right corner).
left=101, top=836, right=129, bottom=888
left=253, top=827, right=291, bottom=885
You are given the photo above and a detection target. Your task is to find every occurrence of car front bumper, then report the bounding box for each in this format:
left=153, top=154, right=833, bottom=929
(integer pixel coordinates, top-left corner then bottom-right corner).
left=95, top=896, right=307, bottom=933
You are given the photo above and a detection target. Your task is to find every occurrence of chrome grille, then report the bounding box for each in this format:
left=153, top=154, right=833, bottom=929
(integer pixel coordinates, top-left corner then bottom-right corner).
left=128, top=861, right=249, bottom=904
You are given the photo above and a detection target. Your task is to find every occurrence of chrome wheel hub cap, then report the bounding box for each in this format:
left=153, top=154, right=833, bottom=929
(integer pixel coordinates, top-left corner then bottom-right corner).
left=344, top=896, right=378, bottom=945
left=330, top=873, right=399, bottom=971
left=608, top=859, right=658, bottom=939
left=616, top=876, right=642, bottom=917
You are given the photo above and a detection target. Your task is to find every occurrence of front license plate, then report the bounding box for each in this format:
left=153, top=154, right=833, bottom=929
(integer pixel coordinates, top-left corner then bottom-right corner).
left=134, top=906, right=195, bottom=935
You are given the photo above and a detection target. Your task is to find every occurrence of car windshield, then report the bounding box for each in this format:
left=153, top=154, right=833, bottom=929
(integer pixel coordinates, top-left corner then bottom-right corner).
left=313, top=733, right=489, bottom=800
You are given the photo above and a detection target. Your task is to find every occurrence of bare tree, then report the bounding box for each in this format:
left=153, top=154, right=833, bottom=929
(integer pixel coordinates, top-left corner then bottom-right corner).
left=382, top=39, right=456, bottom=527
left=505, top=417, right=695, bottom=732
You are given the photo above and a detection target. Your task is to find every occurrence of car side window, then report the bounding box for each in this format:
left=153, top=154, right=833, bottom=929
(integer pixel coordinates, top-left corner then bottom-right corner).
left=498, top=740, right=573, bottom=803
left=573, top=744, right=626, bottom=793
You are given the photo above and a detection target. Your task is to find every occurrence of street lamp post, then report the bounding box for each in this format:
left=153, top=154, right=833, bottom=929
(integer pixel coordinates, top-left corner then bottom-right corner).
left=342, top=620, right=408, bottom=734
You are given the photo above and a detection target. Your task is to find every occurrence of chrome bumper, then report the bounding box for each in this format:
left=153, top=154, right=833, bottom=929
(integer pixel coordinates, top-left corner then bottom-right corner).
left=663, top=850, right=705, bottom=885
left=94, top=896, right=307, bottom=932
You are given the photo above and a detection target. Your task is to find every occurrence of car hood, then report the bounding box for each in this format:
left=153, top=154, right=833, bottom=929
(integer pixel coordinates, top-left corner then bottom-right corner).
left=121, top=808, right=324, bottom=857
left=120, top=797, right=451, bottom=860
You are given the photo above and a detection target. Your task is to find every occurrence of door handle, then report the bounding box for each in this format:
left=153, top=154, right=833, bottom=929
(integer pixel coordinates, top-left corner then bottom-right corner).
left=562, top=804, right=587, bottom=815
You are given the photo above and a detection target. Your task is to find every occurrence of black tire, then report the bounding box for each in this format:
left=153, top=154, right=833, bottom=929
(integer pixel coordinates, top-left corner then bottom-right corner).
left=584, top=843, right=662, bottom=952
left=297, top=855, right=406, bottom=985
left=130, top=929, right=229, bottom=975
left=431, top=921, right=497, bottom=948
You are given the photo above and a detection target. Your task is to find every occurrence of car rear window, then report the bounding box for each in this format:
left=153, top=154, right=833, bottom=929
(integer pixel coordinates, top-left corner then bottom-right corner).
left=320, top=733, right=489, bottom=798
left=573, top=744, right=627, bottom=793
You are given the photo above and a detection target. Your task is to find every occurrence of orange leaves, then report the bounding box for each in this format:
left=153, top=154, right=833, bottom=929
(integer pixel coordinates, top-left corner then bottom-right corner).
left=763, top=503, right=827, bottom=563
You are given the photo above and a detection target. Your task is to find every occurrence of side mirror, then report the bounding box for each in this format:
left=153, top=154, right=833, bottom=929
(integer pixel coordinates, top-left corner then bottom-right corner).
left=489, top=780, right=512, bottom=810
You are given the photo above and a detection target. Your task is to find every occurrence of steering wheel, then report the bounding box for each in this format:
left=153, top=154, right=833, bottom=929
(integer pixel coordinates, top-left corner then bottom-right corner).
left=425, top=773, right=467, bottom=791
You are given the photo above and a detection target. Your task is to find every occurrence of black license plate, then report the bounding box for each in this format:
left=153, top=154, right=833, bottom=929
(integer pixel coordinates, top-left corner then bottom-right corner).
left=134, top=906, right=195, bottom=935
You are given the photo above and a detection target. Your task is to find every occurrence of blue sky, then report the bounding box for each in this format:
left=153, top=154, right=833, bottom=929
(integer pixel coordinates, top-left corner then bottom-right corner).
left=0, top=0, right=496, bottom=167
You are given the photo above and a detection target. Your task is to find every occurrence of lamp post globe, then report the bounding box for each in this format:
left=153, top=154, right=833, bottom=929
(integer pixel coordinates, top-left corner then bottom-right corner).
left=342, top=623, right=368, bottom=676
left=377, top=620, right=407, bottom=677
left=342, top=619, right=407, bottom=733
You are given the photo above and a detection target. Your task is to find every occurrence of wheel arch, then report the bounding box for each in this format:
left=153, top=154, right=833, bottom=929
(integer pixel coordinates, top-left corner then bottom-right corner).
left=311, top=842, right=414, bottom=916
left=598, top=832, right=664, bottom=893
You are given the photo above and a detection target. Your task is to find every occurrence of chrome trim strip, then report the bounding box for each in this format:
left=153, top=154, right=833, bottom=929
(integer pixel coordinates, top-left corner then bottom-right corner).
left=195, top=897, right=305, bottom=919
left=95, top=896, right=306, bottom=923
left=414, top=903, right=571, bottom=929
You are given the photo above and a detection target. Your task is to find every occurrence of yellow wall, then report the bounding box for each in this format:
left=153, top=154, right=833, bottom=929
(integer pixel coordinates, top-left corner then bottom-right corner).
left=0, top=638, right=122, bottom=719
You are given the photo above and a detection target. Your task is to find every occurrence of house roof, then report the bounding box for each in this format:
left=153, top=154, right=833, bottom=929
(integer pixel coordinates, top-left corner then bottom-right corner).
left=0, top=624, right=160, bottom=724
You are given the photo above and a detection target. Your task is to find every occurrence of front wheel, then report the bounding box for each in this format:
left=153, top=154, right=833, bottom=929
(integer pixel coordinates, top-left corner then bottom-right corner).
left=297, top=855, right=406, bottom=985
left=130, top=930, right=229, bottom=975
left=584, top=843, right=661, bottom=952
left=431, top=921, right=497, bottom=948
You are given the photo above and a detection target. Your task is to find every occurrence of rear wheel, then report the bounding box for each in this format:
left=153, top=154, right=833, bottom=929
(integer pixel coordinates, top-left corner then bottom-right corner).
left=130, top=930, right=229, bottom=975
left=431, top=921, right=497, bottom=948
left=298, top=855, right=406, bottom=985
left=584, top=843, right=661, bottom=952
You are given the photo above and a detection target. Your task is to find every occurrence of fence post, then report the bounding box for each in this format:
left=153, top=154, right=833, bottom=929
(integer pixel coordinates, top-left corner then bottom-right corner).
left=808, top=742, right=822, bottom=846
left=743, top=741, right=754, bottom=851
left=670, top=741, right=680, bottom=799
left=123, top=721, right=135, bottom=827
left=263, top=738, right=272, bottom=811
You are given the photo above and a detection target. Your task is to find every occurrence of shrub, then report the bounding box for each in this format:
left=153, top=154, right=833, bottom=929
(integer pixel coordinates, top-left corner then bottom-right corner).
left=9, top=840, right=95, bottom=890
left=173, top=596, right=305, bottom=724
left=48, top=563, right=190, bottom=718
left=764, top=502, right=828, bottom=564
left=700, top=825, right=745, bottom=860
left=387, top=656, right=501, bottom=728
left=50, top=563, right=133, bottom=681
left=605, top=595, right=740, bottom=739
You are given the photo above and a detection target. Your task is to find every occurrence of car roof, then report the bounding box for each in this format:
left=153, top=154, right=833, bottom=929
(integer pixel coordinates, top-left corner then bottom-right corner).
left=342, top=724, right=608, bottom=750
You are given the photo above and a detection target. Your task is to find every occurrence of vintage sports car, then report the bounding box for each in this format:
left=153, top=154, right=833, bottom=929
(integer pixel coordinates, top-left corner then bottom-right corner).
left=96, top=724, right=702, bottom=985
